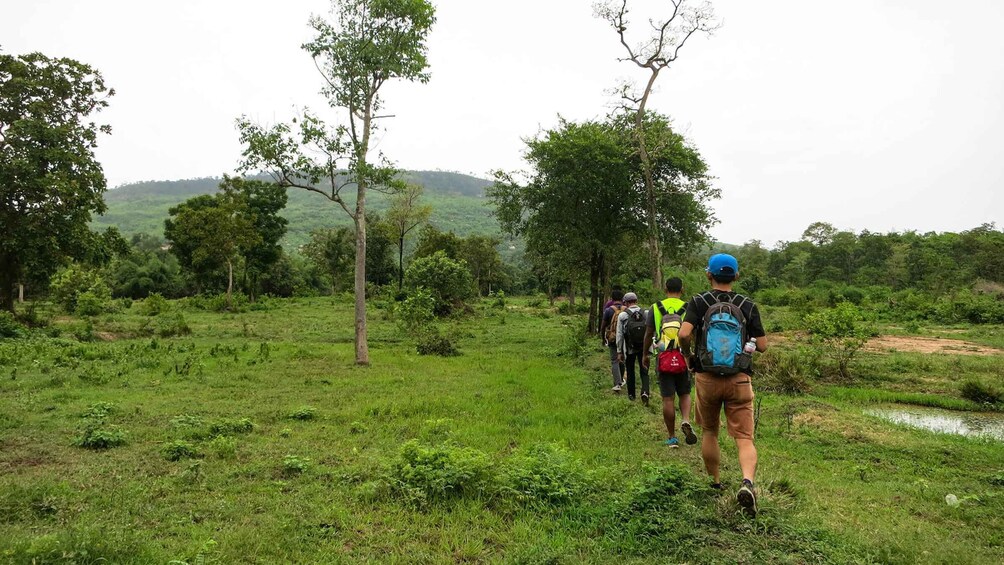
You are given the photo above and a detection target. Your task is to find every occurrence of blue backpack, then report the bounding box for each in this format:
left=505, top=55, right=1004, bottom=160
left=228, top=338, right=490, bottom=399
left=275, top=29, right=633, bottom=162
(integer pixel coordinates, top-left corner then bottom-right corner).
left=696, top=293, right=752, bottom=376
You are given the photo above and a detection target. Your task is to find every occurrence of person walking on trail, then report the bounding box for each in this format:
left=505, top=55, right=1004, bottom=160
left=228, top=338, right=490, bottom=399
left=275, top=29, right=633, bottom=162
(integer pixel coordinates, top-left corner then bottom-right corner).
left=642, top=277, right=697, bottom=449
left=600, top=289, right=627, bottom=392
left=679, top=254, right=768, bottom=515
left=616, top=292, right=651, bottom=404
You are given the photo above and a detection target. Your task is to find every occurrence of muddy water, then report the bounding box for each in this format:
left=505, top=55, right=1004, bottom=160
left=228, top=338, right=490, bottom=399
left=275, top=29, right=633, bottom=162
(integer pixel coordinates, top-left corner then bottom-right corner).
left=865, top=406, right=1004, bottom=441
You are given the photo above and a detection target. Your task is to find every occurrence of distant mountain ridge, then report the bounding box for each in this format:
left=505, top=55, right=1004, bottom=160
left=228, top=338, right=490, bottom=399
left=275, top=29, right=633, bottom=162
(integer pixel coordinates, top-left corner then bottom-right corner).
left=96, top=170, right=498, bottom=247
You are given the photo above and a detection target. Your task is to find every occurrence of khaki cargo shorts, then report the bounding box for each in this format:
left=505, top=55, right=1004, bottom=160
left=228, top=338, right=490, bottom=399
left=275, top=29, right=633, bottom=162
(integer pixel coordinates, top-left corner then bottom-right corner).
left=695, top=372, right=755, bottom=440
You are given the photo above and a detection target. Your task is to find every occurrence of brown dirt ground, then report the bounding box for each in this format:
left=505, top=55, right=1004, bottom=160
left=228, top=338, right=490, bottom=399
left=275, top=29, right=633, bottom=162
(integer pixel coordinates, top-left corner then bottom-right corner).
left=864, top=335, right=1001, bottom=356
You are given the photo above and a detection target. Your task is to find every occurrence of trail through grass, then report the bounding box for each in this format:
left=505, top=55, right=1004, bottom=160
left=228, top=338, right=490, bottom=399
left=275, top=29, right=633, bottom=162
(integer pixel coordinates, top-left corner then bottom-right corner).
left=1, top=297, right=1002, bottom=563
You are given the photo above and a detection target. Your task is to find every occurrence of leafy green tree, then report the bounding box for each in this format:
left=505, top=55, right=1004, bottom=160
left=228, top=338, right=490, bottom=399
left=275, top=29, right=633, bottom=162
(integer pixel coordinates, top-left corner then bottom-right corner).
left=596, top=0, right=718, bottom=287
left=490, top=118, right=636, bottom=331
left=220, top=176, right=288, bottom=299
left=303, top=227, right=355, bottom=294
left=385, top=183, right=432, bottom=291
left=404, top=251, right=474, bottom=315
left=237, top=0, right=436, bottom=365
left=165, top=192, right=259, bottom=309
left=0, top=51, right=114, bottom=312
left=106, top=234, right=184, bottom=299
left=414, top=225, right=463, bottom=260
left=460, top=235, right=505, bottom=296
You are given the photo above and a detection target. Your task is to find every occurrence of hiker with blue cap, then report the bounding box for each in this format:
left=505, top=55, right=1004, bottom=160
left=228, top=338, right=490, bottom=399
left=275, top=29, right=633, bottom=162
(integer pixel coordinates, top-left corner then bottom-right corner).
left=679, top=253, right=769, bottom=515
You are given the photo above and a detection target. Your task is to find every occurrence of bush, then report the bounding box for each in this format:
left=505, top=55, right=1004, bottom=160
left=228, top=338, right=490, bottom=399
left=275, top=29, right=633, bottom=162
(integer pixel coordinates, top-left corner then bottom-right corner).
left=404, top=251, right=475, bottom=315
left=74, top=423, right=126, bottom=450
left=489, top=290, right=507, bottom=309
left=209, top=417, right=255, bottom=436
left=0, top=311, right=26, bottom=339
left=288, top=406, right=318, bottom=421
left=139, top=292, right=169, bottom=316
left=805, top=302, right=869, bottom=380
left=396, top=287, right=436, bottom=330
left=756, top=347, right=816, bottom=394
left=385, top=440, right=491, bottom=507
left=163, top=440, right=200, bottom=461
left=157, top=312, right=191, bottom=337
left=502, top=444, right=589, bottom=506
left=282, top=454, right=312, bottom=476
left=416, top=331, right=460, bottom=357
left=74, top=290, right=107, bottom=316
left=960, top=379, right=1002, bottom=405
left=49, top=265, right=111, bottom=313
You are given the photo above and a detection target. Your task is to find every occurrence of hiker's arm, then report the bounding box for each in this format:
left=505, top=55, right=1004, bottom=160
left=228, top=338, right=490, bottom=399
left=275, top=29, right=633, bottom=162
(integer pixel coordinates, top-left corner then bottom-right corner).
left=615, top=314, right=626, bottom=359
left=750, top=305, right=768, bottom=352
left=679, top=321, right=694, bottom=352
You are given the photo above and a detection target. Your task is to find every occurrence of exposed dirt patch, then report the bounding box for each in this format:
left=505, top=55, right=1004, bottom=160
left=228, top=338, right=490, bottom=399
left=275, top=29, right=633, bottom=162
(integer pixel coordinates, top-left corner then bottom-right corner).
left=865, top=335, right=1001, bottom=356
left=95, top=331, right=119, bottom=341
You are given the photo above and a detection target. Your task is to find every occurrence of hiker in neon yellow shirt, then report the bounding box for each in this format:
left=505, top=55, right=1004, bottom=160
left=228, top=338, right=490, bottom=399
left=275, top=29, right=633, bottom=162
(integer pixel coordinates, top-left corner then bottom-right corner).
left=642, top=277, right=697, bottom=448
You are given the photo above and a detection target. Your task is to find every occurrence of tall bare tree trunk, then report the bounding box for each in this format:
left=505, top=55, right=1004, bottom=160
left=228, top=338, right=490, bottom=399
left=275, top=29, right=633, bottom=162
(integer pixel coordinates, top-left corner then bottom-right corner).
left=588, top=249, right=601, bottom=333
left=398, top=236, right=405, bottom=292
left=18, top=283, right=24, bottom=304
left=353, top=203, right=369, bottom=365
left=226, top=259, right=234, bottom=310
left=635, top=71, right=664, bottom=290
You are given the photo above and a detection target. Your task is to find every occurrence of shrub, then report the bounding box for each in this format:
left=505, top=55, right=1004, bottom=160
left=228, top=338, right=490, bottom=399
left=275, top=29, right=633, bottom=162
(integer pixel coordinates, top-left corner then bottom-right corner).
left=157, top=312, right=192, bottom=337
left=209, top=417, right=255, bottom=436
left=139, top=292, right=169, bottom=316
left=74, top=290, right=107, bottom=316
left=74, top=423, right=126, bottom=449
left=0, top=311, right=26, bottom=339
left=396, top=287, right=436, bottom=330
left=756, top=347, right=816, bottom=394
left=288, top=406, right=318, bottom=421
left=404, top=251, right=475, bottom=315
left=282, top=455, right=312, bottom=476
left=489, top=290, right=507, bottom=309
left=416, top=331, right=460, bottom=357
left=960, top=379, right=1002, bottom=405
left=49, top=265, right=111, bottom=313
left=805, top=302, right=869, bottom=380
left=385, top=440, right=491, bottom=507
left=502, top=444, right=589, bottom=506
left=163, top=440, right=200, bottom=461
left=208, top=436, right=237, bottom=460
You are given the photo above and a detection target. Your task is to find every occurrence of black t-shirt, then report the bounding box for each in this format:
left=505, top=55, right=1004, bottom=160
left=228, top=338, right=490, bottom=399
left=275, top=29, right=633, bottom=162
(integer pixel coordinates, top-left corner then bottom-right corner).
left=684, top=290, right=766, bottom=373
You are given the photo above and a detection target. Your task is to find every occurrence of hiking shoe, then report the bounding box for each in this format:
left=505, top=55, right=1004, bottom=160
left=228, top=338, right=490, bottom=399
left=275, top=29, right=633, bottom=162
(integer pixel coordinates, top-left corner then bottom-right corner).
left=664, top=437, right=680, bottom=448
left=681, top=422, right=698, bottom=445
left=612, top=385, right=622, bottom=393
left=641, top=393, right=650, bottom=406
left=737, top=479, right=757, bottom=516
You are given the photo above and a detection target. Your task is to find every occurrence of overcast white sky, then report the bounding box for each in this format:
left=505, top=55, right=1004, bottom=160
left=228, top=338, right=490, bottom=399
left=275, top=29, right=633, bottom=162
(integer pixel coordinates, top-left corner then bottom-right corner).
left=5, top=0, right=1003, bottom=245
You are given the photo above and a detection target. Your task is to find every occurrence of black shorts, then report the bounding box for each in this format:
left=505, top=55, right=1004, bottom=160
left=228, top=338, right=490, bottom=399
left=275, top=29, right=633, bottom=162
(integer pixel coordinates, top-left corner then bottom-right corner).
left=658, top=370, right=692, bottom=397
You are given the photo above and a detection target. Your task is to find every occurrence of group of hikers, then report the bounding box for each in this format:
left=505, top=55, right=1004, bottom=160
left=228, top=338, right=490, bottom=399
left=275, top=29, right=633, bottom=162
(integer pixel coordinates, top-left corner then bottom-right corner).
left=598, top=253, right=768, bottom=514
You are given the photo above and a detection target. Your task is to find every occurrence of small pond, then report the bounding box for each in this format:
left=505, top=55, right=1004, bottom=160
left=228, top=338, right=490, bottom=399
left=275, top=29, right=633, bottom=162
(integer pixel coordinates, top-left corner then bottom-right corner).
left=865, top=405, right=1004, bottom=442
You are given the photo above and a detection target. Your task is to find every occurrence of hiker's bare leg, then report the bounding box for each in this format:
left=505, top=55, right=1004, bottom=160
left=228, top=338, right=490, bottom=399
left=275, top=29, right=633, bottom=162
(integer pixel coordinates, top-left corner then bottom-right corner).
left=679, top=393, right=692, bottom=423
left=736, top=438, right=757, bottom=482
left=702, top=430, right=720, bottom=483
left=662, top=394, right=676, bottom=437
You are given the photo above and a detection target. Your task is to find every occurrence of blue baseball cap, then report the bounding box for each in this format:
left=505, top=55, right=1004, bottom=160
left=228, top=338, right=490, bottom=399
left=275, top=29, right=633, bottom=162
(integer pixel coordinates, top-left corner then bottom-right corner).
left=707, top=253, right=739, bottom=277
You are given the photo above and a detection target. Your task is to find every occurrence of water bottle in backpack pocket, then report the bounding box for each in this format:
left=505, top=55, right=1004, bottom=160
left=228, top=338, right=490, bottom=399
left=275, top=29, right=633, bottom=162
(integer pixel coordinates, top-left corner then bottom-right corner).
left=698, top=298, right=752, bottom=376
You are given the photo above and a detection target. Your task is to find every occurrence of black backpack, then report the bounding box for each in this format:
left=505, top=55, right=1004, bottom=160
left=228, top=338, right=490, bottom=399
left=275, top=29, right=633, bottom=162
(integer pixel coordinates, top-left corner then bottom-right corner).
left=625, top=308, right=648, bottom=348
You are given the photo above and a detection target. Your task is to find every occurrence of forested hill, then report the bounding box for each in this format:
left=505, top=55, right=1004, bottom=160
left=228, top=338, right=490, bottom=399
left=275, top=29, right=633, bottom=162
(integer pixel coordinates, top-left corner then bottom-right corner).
left=95, top=170, right=497, bottom=247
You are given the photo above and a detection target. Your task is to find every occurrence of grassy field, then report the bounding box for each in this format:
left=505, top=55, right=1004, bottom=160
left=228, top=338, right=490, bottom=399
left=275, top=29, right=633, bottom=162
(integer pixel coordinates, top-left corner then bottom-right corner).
left=2, top=297, right=1003, bottom=563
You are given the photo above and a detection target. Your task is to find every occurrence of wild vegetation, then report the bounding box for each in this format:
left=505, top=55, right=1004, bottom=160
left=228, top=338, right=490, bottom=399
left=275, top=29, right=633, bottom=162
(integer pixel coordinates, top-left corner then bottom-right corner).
left=1, top=296, right=1002, bottom=563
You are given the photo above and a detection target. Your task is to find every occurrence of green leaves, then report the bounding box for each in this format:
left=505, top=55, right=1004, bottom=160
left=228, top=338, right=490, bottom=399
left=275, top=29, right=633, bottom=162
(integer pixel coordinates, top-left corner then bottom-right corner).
left=1, top=51, right=115, bottom=312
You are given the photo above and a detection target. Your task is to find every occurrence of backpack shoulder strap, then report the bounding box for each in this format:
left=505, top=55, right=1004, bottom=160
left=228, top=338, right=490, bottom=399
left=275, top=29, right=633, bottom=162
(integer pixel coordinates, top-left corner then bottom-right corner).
left=698, top=292, right=716, bottom=308
left=655, top=301, right=668, bottom=316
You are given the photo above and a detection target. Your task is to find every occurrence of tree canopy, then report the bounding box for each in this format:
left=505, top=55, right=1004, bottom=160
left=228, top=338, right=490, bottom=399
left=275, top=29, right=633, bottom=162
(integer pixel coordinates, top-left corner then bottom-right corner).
left=0, top=51, right=114, bottom=312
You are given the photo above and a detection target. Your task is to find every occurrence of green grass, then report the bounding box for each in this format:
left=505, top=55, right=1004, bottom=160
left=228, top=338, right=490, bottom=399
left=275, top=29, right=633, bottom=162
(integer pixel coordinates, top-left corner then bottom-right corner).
left=1, top=297, right=1003, bottom=563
